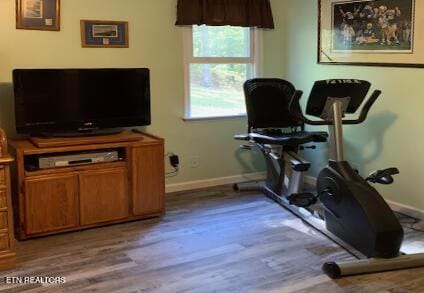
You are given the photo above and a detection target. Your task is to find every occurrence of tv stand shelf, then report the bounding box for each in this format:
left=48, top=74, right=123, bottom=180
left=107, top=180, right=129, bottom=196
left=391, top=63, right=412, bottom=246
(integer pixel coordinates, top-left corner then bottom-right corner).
left=9, top=131, right=165, bottom=240
left=29, top=131, right=144, bottom=148
left=25, top=161, right=127, bottom=177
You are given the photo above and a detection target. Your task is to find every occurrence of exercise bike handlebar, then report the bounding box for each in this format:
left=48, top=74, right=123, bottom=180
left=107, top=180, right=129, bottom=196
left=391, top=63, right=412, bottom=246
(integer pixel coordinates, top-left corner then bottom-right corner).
left=289, top=90, right=382, bottom=126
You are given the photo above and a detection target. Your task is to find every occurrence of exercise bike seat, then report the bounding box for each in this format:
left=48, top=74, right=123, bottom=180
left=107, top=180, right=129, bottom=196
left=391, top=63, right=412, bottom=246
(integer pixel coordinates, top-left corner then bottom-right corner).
left=249, top=131, right=328, bottom=146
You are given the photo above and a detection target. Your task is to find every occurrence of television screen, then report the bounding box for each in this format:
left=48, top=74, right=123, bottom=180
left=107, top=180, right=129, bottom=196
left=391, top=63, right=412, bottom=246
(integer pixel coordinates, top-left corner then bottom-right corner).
left=13, top=68, right=151, bottom=134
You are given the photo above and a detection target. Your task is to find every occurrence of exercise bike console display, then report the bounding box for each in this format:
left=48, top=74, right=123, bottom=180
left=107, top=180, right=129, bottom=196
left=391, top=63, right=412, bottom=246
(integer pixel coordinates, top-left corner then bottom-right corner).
left=306, top=79, right=371, bottom=117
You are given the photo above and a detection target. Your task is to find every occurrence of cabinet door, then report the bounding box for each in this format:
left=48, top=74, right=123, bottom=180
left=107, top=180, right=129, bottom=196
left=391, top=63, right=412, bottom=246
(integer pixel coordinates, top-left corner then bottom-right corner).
left=132, top=144, right=165, bottom=216
left=25, top=174, right=78, bottom=235
left=79, top=168, right=129, bottom=226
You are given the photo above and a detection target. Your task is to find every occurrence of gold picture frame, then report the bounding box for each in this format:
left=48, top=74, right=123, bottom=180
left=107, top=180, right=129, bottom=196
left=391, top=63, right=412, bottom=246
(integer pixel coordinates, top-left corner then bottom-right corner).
left=16, top=0, right=60, bottom=31
left=318, top=0, right=423, bottom=68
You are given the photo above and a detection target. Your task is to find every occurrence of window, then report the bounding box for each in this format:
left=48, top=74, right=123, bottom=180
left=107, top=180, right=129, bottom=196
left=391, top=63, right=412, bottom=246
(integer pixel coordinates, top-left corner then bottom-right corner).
left=183, top=25, right=261, bottom=119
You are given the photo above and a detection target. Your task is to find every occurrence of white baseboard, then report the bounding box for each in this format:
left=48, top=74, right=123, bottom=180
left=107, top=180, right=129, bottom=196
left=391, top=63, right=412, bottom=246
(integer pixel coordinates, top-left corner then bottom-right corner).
left=306, top=175, right=424, bottom=220
left=167, top=173, right=424, bottom=221
left=165, top=172, right=266, bottom=194
left=386, top=200, right=424, bottom=221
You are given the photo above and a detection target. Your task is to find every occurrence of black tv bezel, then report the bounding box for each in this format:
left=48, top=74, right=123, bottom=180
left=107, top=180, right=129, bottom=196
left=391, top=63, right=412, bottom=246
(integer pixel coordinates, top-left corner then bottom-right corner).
left=13, top=68, right=151, bottom=135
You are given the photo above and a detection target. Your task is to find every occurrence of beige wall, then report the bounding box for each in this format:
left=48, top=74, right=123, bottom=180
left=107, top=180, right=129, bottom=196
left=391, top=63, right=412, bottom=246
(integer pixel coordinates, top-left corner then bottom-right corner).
left=280, top=0, right=424, bottom=210
left=2, top=0, right=420, bottom=209
left=0, top=0, right=288, bottom=184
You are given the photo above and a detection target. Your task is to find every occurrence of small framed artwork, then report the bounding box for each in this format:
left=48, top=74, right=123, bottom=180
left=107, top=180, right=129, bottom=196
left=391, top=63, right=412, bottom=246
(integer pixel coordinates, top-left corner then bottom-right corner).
left=16, top=0, right=60, bottom=31
left=318, top=0, right=424, bottom=67
left=81, top=20, right=129, bottom=48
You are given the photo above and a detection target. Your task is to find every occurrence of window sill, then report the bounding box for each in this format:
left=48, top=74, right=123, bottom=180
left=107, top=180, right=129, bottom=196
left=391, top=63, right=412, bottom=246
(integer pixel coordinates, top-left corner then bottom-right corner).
left=182, top=115, right=247, bottom=122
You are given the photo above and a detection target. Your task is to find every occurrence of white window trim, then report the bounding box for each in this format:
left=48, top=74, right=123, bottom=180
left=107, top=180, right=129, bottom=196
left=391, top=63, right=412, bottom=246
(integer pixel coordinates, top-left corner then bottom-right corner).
left=182, top=26, right=263, bottom=121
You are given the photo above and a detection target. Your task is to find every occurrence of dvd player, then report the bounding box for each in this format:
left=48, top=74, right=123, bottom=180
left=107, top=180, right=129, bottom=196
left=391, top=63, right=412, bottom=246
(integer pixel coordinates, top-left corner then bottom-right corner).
left=38, top=151, right=119, bottom=169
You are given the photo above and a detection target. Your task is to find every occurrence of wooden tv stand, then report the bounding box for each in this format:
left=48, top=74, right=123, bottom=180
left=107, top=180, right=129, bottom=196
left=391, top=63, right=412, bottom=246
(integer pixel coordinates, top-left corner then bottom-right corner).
left=9, top=131, right=165, bottom=240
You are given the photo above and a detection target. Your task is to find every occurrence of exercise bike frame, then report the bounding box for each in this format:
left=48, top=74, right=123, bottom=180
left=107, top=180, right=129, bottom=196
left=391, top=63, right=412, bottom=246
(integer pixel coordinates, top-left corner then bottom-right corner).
left=288, top=90, right=424, bottom=278
left=237, top=88, right=424, bottom=278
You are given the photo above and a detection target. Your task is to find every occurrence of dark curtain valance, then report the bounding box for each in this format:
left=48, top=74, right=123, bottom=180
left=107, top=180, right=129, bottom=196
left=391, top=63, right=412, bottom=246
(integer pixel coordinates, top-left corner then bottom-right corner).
left=175, top=0, right=275, bottom=29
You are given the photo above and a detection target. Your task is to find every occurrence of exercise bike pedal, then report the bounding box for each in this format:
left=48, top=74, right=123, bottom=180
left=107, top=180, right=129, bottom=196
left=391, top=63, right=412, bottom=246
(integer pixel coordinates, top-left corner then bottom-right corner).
left=287, top=192, right=317, bottom=208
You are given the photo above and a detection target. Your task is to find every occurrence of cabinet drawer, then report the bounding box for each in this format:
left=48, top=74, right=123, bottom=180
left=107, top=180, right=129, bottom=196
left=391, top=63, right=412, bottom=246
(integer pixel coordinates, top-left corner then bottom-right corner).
left=0, top=190, right=6, bottom=208
left=0, top=212, right=7, bottom=230
left=0, top=233, right=9, bottom=251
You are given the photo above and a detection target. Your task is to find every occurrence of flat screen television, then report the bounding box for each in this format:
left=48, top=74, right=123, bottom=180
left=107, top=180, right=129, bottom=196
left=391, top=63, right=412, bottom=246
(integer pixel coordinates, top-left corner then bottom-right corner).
left=13, top=68, right=151, bottom=135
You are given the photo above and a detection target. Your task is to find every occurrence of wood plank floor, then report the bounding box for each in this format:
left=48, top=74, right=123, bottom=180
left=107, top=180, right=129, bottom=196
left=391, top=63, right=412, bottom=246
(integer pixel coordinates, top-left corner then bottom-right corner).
left=1, top=185, right=424, bottom=292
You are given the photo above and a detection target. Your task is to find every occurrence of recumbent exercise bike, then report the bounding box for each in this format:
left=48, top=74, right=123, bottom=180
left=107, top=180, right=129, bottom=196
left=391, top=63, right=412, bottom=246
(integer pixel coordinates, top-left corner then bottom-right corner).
left=234, top=78, right=424, bottom=278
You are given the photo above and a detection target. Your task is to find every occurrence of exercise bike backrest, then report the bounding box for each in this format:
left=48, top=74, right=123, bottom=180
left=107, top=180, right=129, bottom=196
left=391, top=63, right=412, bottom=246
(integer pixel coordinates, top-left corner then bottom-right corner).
left=289, top=79, right=381, bottom=125
left=243, top=78, right=304, bottom=132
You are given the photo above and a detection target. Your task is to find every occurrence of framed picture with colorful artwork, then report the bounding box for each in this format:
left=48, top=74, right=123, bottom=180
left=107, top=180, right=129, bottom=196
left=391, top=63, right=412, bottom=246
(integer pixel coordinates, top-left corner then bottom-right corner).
left=318, top=0, right=424, bottom=67
left=16, top=0, right=60, bottom=31
left=80, top=20, right=129, bottom=48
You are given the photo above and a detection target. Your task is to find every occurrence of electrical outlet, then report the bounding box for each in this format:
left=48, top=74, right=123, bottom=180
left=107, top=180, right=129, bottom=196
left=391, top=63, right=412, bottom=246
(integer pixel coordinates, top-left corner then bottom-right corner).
left=190, top=156, right=200, bottom=168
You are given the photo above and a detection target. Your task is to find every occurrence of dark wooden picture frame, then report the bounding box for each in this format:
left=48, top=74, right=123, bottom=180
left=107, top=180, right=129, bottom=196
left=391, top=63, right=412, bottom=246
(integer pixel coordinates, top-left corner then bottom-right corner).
left=81, top=20, right=129, bottom=48
left=318, top=0, right=424, bottom=68
left=16, top=0, right=60, bottom=31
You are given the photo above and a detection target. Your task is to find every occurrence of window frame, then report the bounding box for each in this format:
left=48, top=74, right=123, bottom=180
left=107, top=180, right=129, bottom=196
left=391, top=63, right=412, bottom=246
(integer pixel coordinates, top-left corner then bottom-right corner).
left=182, top=25, right=263, bottom=120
